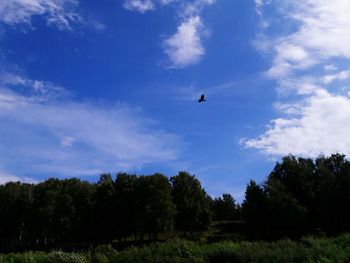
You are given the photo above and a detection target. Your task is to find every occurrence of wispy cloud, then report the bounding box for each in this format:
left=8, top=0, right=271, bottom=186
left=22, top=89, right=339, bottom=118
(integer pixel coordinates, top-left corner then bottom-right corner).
left=0, top=72, right=68, bottom=100
left=0, top=73, right=182, bottom=177
left=244, top=0, right=350, bottom=157
left=0, top=0, right=82, bottom=30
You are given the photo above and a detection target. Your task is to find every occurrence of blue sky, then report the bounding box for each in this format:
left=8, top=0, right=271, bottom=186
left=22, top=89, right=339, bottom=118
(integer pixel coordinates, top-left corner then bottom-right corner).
left=1, top=0, right=350, bottom=201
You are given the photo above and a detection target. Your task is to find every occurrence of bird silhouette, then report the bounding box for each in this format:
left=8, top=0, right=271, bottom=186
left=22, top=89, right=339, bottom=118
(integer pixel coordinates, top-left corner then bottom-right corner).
left=198, top=94, right=206, bottom=103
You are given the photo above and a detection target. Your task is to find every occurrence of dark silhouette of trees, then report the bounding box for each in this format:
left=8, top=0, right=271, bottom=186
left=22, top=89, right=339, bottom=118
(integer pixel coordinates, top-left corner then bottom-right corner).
left=241, top=154, right=350, bottom=239
left=241, top=180, right=269, bottom=238
left=315, top=154, right=350, bottom=233
left=137, top=173, right=175, bottom=240
left=212, top=193, right=239, bottom=221
left=0, top=182, right=34, bottom=248
left=114, top=173, right=138, bottom=241
left=94, top=174, right=116, bottom=242
left=170, top=172, right=211, bottom=236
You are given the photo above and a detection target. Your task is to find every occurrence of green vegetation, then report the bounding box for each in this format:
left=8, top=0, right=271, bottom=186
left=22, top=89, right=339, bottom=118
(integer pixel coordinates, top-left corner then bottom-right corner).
left=1, top=234, right=350, bottom=263
left=2, top=153, right=350, bottom=256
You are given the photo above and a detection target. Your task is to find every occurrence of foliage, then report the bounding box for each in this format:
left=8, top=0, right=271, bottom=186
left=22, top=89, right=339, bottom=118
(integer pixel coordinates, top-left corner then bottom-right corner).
left=2, top=154, right=350, bottom=251
left=2, top=235, right=350, bottom=263
left=171, top=172, right=211, bottom=236
left=242, top=154, right=350, bottom=238
left=212, top=194, right=239, bottom=221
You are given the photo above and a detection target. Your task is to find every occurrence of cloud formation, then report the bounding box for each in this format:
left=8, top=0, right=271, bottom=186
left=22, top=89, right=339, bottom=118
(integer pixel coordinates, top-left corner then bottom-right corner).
left=0, top=73, right=182, bottom=177
left=0, top=0, right=81, bottom=30
left=244, top=0, right=350, bottom=157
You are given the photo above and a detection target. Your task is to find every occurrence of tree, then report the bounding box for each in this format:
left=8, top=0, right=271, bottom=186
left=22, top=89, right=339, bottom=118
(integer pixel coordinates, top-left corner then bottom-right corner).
left=137, top=173, right=175, bottom=240
left=315, top=154, right=350, bottom=233
left=114, top=173, right=138, bottom=241
left=94, top=173, right=116, bottom=242
left=212, top=193, right=238, bottom=221
left=241, top=180, right=269, bottom=238
left=264, top=177, right=308, bottom=238
left=266, top=156, right=314, bottom=235
left=170, top=171, right=211, bottom=237
left=0, top=182, right=34, bottom=249
left=31, top=179, right=62, bottom=245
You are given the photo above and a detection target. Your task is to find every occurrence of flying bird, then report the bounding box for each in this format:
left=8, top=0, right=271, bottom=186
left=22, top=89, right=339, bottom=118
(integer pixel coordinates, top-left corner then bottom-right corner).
left=198, top=94, right=206, bottom=103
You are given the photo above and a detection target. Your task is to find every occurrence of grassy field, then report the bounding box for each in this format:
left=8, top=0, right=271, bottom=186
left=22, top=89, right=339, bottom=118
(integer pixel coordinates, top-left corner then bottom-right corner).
left=1, top=234, right=350, bottom=263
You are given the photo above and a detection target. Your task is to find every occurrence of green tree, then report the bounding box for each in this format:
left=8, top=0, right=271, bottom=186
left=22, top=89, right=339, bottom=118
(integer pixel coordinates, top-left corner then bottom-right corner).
left=0, top=182, right=34, bottom=249
left=315, top=154, right=350, bottom=233
left=32, top=179, right=62, bottom=245
left=266, top=156, right=314, bottom=236
left=137, top=173, right=175, bottom=240
left=241, top=180, right=268, bottom=238
left=212, top=193, right=238, bottom=221
left=94, top=173, right=116, bottom=242
left=170, top=171, right=211, bottom=237
left=114, top=173, right=138, bottom=241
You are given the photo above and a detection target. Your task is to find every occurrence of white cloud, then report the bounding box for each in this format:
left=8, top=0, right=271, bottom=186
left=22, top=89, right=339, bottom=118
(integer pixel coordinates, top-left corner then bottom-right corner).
left=0, top=0, right=81, bottom=30
left=0, top=73, right=182, bottom=177
left=163, top=0, right=215, bottom=68
left=61, top=136, right=75, bottom=147
left=244, top=90, right=350, bottom=157
left=122, top=0, right=155, bottom=13
left=245, top=0, right=350, bottom=157
left=264, top=0, right=350, bottom=79
left=0, top=72, right=68, bottom=100
left=89, top=20, right=106, bottom=31
left=163, top=16, right=205, bottom=68
left=324, top=64, right=338, bottom=72
left=122, top=0, right=177, bottom=13
left=181, top=0, right=215, bottom=17
left=255, top=0, right=269, bottom=14
left=322, top=70, right=350, bottom=84
left=268, top=43, right=315, bottom=78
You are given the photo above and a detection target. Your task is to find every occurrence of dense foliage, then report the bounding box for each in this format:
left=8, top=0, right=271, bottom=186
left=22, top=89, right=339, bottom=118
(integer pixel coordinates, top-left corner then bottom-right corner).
left=2, top=154, right=350, bottom=252
left=242, top=154, right=350, bottom=239
left=0, top=172, right=212, bottom=251
left=2, top=234, right=350, bottom=263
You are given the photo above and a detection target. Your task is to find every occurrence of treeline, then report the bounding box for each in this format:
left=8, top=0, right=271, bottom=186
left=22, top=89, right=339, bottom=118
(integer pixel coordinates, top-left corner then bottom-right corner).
left=2, top=153, right=350, bottom=251
left=0, top=172, right=220, bottom=251
left=242, top=153, right=350, bottom=239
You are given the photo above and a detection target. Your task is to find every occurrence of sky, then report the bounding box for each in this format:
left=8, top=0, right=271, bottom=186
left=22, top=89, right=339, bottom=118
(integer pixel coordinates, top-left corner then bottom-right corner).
left=1, top=0, right=350, bottom=201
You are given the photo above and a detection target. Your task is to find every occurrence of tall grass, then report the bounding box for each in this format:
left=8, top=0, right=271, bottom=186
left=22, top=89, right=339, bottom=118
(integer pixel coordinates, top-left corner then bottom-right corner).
left=1, top=234, right=350, bottom=263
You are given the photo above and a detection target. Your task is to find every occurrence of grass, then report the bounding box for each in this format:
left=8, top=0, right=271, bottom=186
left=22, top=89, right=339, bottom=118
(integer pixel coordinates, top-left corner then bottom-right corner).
left=1, top=234, right=350, bottom=263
